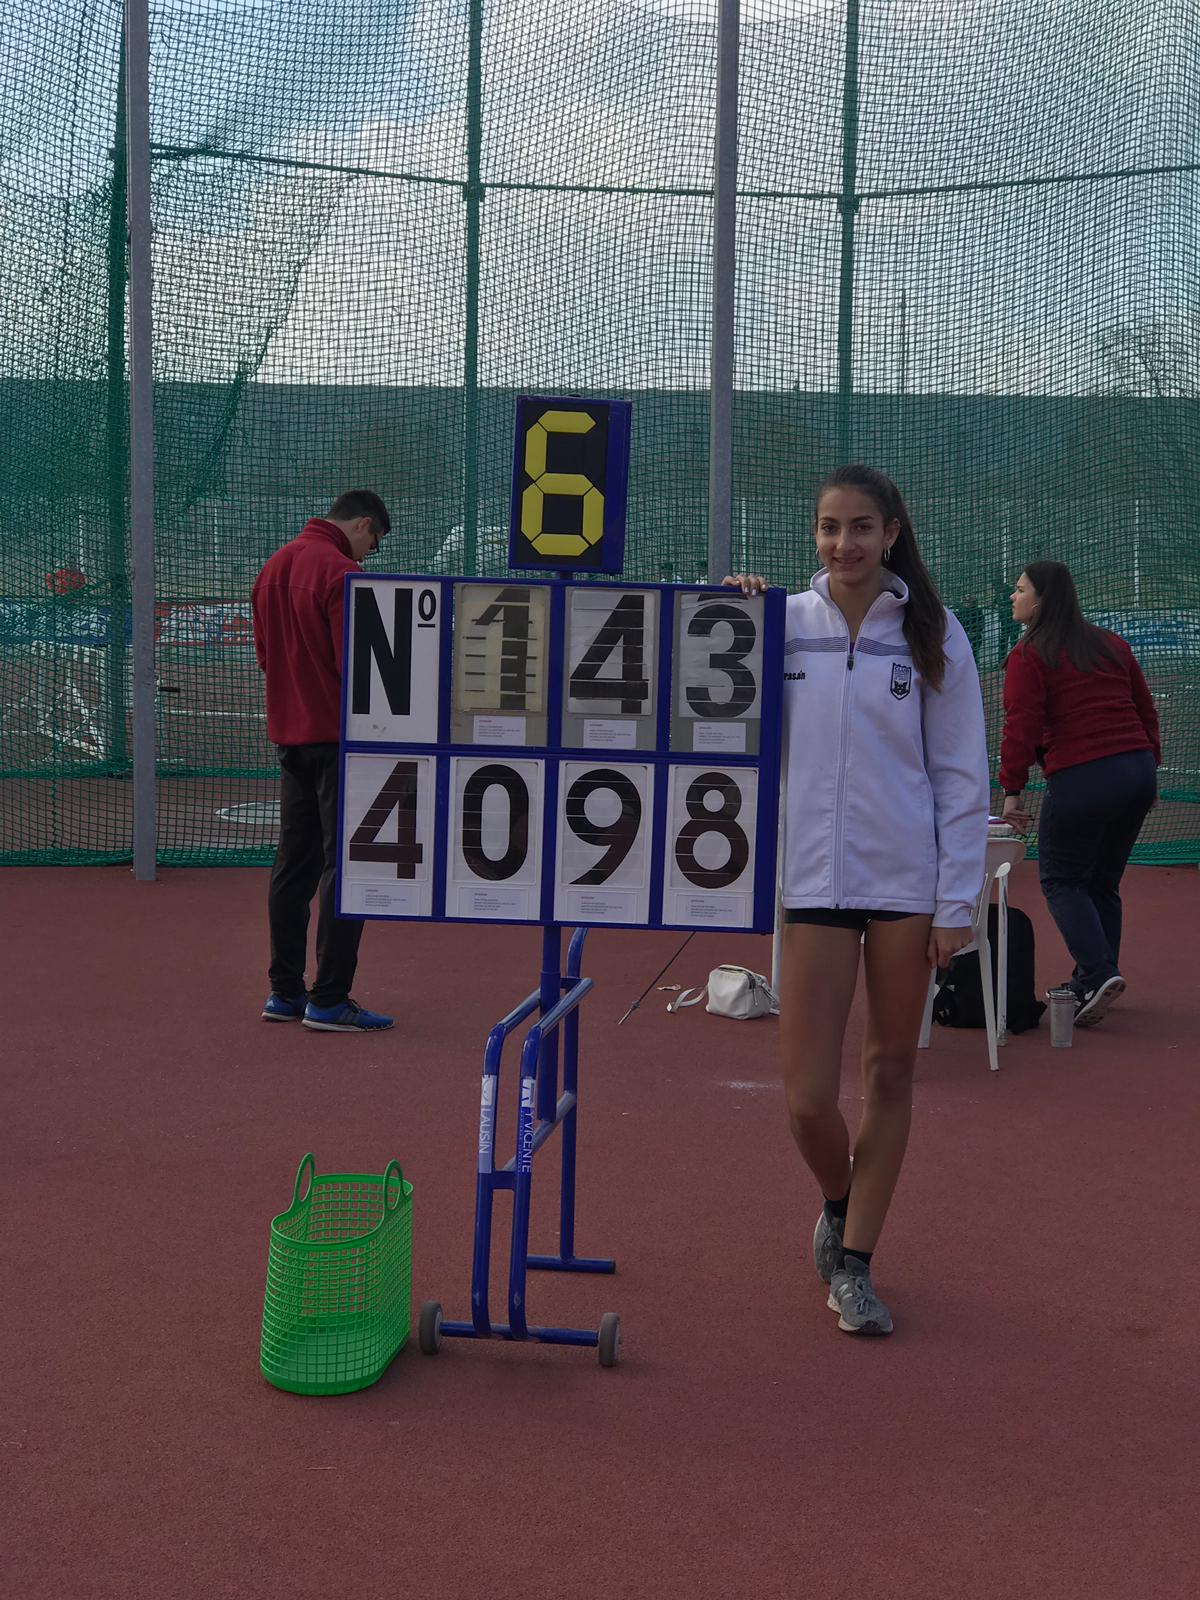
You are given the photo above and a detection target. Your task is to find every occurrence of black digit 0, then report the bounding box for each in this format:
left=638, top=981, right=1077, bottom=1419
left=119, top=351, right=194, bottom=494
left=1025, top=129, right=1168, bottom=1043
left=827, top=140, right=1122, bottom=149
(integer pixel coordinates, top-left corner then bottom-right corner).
left=685, top=600, right=757, bottom=719
left=565, top=769, right=643, bottom=886
left=461, top=763, right=530, bottom=881
left=417, top=587, right=438, bottom=624
left=674, top=771, right=750, bottom=888
left=569, top=593, right=650, bottom=714
left=473, top=586, right=535, bottom=711
left=348, top=760, right=423, bottom=879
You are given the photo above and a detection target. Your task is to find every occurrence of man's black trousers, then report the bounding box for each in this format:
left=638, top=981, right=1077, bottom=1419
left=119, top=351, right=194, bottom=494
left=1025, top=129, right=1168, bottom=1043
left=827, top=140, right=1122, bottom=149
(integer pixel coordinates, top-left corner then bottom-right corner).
left=267, top=743, right=363, bottom=1009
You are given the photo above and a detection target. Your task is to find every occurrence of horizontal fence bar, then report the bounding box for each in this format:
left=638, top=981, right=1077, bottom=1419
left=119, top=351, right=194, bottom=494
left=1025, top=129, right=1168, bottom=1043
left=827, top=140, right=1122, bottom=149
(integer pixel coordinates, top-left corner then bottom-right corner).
left=147, top=143, right=1200, bottom=205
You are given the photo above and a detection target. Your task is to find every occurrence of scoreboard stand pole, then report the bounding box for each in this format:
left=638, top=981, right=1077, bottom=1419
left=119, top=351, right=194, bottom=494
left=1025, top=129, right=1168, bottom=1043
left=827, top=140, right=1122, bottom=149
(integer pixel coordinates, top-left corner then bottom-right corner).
left=419, top=925, right=621, bottom=1367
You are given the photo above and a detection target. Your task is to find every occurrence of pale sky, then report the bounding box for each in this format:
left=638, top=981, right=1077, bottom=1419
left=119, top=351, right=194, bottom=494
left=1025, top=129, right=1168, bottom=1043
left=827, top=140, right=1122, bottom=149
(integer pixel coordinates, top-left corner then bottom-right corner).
left=3, top=0, right=1194, bottom=395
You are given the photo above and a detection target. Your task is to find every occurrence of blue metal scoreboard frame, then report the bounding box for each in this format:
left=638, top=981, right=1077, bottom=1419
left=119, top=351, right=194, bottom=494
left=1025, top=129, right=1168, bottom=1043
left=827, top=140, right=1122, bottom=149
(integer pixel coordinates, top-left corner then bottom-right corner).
left=335, top=575, right=785, bottom=934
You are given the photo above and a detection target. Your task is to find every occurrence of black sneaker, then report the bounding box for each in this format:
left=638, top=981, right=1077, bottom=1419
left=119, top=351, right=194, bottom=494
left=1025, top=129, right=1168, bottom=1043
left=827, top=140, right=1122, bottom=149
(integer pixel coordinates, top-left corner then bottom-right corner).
left=1075, top=975, right=1125, bottom=1028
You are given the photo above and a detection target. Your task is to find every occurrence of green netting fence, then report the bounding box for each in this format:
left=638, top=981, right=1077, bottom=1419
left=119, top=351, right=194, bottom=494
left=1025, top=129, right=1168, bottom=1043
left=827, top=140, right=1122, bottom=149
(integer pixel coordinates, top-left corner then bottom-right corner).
left=3, top=0, right=1198, bottom=865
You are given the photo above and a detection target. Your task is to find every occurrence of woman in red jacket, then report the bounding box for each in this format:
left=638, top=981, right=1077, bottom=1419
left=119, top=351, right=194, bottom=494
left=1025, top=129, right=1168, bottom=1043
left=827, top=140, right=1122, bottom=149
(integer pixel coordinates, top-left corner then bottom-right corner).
left=1000, top=561, right=1160, bottom=1026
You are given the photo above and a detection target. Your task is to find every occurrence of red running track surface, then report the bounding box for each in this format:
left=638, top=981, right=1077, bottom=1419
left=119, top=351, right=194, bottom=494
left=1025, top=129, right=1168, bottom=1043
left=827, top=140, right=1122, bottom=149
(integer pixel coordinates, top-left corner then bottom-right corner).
left=3, top=863, right=1198, bottom=1599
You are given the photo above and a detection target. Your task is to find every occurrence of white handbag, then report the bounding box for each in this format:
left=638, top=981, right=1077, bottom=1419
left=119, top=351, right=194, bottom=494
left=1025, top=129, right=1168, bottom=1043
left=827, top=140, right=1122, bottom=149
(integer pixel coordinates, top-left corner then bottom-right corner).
left=668, top=965, right=779, bottom=1021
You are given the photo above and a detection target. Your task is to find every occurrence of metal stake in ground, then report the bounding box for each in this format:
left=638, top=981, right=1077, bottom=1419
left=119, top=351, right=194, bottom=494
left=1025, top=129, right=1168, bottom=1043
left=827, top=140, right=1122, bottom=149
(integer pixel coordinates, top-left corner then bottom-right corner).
left=617, top=932, right=696, bottom=1026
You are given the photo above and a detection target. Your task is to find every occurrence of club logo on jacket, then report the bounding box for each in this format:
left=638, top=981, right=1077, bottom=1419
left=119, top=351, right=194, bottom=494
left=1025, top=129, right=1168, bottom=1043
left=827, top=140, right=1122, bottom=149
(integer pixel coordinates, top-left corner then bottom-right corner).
left=890, top=662, right=912, bottom=701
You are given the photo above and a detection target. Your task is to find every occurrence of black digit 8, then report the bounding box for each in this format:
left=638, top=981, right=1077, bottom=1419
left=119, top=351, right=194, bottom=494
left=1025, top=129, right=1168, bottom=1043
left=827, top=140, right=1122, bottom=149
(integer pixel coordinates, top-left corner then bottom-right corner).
left=565, top=769, right=642, bottom=886
left=674, top=771, right=750, bottom=888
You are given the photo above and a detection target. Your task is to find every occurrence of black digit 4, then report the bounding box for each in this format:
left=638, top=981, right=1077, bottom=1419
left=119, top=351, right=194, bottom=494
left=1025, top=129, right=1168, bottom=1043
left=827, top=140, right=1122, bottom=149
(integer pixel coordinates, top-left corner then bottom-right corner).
left=570, top=594, right=649, bottom=714
left=674, top=771, right=749, bottom=888
left=565, top=769, right=642, bottom=885
left=348, top=760, right=423, bottom=878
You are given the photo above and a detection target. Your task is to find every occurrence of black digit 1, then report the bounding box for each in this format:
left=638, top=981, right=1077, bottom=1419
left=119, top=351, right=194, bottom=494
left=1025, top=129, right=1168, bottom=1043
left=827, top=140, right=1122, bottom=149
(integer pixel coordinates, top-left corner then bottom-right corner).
left=674, top=771, right=750, bottom=888
left=565, top=769, right=642, bottom=886
left=348, top=760, right=423, bottom=879
left=685, top=601, right=757, bottom=719
left=569, top=593, right=650, bottom=714
left=352, top=587, right=412, bottom=715
left=461, top=763, right=530, bottom=881
left=473, top=586, right=535, bottom=711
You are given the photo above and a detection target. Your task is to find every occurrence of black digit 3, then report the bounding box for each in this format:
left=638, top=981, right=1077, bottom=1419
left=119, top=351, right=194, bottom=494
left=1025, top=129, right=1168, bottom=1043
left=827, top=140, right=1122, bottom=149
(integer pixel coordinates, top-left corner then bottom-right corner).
left=674, top=770, right=750, bottom=888
left=565, top=768, right=643, bottom=886
left=461, top=763, right=530, bottom=881
left=685, top=600, right=757, bottom=719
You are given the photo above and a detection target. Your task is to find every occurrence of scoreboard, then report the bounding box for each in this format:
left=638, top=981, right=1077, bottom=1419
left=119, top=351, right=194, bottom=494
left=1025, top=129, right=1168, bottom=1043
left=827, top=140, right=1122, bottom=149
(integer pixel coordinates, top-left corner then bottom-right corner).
left=336, top=576, right=784, bottom=934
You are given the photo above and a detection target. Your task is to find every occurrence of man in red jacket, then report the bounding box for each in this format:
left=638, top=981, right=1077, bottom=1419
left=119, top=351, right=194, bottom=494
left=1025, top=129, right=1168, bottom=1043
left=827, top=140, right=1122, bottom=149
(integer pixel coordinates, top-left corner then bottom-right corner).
left=252, top=490, right=395, bottom=1032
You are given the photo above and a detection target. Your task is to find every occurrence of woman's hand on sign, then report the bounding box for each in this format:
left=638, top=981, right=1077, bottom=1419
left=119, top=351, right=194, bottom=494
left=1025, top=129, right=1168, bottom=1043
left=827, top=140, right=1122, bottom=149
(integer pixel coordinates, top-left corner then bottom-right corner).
left=722, top=574, right=770, bottom=597
left=928, top=923, right=972, bottom=971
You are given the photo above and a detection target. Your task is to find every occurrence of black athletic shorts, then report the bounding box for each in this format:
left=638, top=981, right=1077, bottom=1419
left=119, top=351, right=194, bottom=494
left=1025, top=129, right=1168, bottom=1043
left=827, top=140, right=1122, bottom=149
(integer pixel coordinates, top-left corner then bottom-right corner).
left=783, top=908, right=915, bottom=933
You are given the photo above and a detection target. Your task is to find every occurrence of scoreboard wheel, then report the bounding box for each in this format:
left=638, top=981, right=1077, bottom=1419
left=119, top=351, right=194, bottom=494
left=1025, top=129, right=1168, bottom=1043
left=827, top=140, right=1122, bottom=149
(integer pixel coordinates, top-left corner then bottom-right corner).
left=597, top=1311, right=621, bottom=1368
left=418, top=1300, right=444, bottom=1355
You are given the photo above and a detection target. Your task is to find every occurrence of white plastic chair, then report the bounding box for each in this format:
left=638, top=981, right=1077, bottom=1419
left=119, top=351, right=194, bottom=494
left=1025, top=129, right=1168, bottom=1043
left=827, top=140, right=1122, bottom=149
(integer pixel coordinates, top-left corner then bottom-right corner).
left=918, top=838, right=1026, bottom=1072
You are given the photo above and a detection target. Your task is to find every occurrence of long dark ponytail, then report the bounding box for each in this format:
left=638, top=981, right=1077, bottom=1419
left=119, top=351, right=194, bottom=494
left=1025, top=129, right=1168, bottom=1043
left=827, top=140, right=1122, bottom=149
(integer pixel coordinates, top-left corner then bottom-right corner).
left=1020, top=560, right=1118, bottom=671
left=815, top=465, right=948, bottom=690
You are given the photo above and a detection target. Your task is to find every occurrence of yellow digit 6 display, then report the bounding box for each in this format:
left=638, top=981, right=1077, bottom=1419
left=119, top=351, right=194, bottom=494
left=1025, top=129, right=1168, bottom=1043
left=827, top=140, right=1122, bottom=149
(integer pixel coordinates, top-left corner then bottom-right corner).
left=509, top=395, right=631, bottom=574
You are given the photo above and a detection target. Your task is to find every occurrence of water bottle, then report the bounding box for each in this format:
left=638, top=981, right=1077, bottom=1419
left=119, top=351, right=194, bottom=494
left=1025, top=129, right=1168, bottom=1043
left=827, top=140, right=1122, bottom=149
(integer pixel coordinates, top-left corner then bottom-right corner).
left=1047, top=987, right=1075, bottom=1049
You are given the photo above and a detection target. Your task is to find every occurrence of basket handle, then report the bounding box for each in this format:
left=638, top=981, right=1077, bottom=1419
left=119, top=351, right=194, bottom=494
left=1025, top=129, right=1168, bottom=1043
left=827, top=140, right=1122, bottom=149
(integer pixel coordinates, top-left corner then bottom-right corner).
left=382, top=1159, right=405, bottom=1212
left=291, top=1152, right=315, bottom=1209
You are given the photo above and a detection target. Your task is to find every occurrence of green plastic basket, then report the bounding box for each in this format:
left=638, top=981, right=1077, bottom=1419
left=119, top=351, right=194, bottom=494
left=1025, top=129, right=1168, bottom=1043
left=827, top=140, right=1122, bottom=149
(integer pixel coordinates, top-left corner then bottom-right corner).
left=260, top=1153, right=413, bottom=1396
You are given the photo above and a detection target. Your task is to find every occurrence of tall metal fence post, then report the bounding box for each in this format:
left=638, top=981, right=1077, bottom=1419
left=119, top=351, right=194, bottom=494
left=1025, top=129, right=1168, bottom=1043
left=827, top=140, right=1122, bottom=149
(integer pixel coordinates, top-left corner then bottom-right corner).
left=125, top=0, right=157, bottom=880
left=708, top=0, right=740, bottom=585
left=105, top=38, right=130, bottom=774
left=836, top=0, right=861, bottom=463
left=463, top=0, right=483, bottom=577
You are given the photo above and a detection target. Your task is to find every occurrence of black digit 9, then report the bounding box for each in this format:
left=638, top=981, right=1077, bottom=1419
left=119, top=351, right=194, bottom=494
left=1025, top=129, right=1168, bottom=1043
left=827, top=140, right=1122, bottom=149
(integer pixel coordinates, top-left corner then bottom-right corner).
left=685, top=601, right=757, bottom=719
left=565, top=769, right=642, bottom=886
left=674, top=771, right=750, bottom=888
left=461, top=763, right=530, bottom=881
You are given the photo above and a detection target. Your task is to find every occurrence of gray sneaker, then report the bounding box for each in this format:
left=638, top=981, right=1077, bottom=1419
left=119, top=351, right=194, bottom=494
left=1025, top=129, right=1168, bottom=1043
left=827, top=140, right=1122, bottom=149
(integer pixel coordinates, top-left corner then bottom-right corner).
left=827, top=1259, right=894, bottom=1336
left=813, top=1209, right=844, bottom=1284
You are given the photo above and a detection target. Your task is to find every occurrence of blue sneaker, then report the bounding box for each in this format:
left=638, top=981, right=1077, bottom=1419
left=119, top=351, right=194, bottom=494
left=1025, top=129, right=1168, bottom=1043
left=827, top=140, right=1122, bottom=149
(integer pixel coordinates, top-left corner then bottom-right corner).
left=262, top=992, right=307, bottom=1022
left=301, top=999, right=394, bottom=1033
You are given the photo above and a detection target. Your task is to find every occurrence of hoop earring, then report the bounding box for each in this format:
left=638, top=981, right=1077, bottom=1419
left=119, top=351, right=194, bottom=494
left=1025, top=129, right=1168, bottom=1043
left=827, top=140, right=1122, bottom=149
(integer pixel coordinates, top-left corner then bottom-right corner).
left=883, top=546, right=891, bottom=563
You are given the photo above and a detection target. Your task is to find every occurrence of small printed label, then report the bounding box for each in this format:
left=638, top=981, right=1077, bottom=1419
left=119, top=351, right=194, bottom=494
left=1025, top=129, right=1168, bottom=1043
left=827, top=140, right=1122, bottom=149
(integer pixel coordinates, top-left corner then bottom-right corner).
left=473, top=715, right=526, bottom=746
left=692, top=721, right=747, bottom=753
left=559, top=889, right=639, bottom=924
left=670, top=892, right=750, bottom=927
left=457, top=886, right=532, bottom=921
left=582, top=718, right=637, bottom=749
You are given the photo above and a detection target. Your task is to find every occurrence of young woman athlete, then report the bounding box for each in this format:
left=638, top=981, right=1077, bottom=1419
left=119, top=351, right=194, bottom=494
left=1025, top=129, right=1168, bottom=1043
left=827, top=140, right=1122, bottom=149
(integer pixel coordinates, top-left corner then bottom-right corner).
left=1000, top=561, right=1159, bottom=1025
left=726, top=465, right=990, bottom=1336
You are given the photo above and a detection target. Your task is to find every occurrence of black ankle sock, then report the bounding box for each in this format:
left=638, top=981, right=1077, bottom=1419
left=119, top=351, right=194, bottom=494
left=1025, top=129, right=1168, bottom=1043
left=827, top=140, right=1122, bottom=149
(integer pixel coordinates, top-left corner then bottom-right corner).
left=822, top=1188, right=850, bottom=1224
left=843, top=1248, right=873, bottom=1269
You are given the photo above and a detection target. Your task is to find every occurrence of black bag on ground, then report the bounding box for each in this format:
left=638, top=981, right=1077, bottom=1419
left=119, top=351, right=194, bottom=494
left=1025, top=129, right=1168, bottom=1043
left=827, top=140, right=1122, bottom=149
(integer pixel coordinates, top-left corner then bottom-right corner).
left=932, top=905, right=1046, bottom=1033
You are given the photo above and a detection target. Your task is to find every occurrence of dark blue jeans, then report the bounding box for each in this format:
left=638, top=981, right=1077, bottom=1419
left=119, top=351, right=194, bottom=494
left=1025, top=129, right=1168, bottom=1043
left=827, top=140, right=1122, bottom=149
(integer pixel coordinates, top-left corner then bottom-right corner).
left=1037, top=749, right=1157, bottom=993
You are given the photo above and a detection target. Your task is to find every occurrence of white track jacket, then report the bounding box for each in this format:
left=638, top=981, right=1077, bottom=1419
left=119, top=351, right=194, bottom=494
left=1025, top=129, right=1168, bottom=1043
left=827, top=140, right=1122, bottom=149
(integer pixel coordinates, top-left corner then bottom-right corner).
left=780, top=571, right=990, bottom=928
